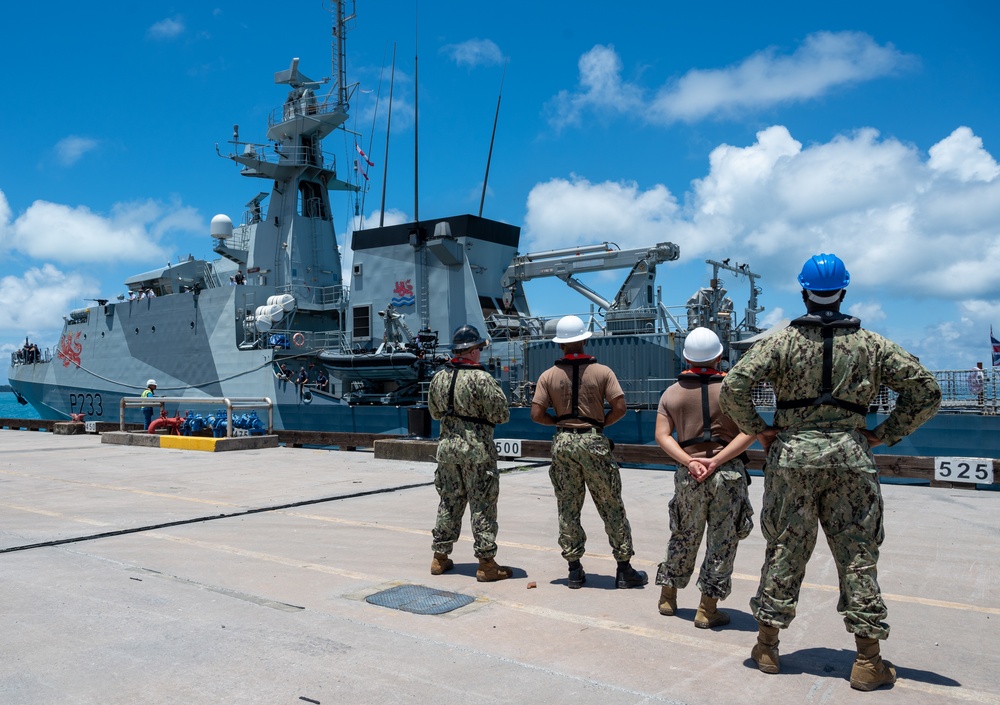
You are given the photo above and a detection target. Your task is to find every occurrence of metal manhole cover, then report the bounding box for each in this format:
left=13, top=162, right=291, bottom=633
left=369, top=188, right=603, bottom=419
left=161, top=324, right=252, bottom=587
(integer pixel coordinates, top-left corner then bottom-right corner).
left=365, top=584, right=475, bottom=615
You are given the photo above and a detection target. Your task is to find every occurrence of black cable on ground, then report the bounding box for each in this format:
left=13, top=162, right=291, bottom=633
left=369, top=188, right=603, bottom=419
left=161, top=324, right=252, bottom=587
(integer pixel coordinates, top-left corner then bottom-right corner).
left=0, top=481, right=433, bottom=555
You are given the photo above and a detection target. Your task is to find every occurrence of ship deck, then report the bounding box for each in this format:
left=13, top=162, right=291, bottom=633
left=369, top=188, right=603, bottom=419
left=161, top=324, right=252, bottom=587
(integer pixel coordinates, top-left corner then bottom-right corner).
left=1, top=431, right=996, bottom=705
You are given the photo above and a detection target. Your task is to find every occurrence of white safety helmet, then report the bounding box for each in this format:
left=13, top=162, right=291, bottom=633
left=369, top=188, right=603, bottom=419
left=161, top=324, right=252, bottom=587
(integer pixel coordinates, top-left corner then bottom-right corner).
left=146, top=379, right=157, bottom=387
left=552, top=315, right=592, bottom=344
left=683, top=327, right=724, bottom=364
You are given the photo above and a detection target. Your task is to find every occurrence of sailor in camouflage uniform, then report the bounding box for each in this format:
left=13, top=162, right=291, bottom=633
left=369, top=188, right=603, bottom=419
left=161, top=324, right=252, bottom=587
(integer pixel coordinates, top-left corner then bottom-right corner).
left=720, top=254, right=941, bottom=691
left=531, top=315, right=648, bottom=590
left=654, top=327, right=756, bottom=628
left=428, top=324, right=514, bottom=582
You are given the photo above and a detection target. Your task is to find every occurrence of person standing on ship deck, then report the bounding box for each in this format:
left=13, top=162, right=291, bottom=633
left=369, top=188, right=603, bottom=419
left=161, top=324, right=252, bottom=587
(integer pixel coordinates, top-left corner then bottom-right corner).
left=530, top=315, right=648, bottom=590
left=719, top=253, right=942, bottom=691
left=427, top=324, right=515, bottom=582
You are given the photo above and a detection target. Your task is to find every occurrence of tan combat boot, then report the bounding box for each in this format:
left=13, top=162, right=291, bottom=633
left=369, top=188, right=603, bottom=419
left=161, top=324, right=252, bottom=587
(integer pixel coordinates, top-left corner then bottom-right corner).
left=850, top=636, right=897, bottom=691
left=430, top=552, right=453, bottom=575
left=476, top=557, right=513, bottom=582
left=751, top=623, right=780, bottom=674
left=658, top=586, right=678, bottom=616
left=694, top=594, right=730, bottom=629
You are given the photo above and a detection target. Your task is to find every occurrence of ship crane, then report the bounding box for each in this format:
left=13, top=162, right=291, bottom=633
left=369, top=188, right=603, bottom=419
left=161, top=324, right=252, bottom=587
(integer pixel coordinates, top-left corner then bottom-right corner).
left=500, top=241, right=680, bottom=317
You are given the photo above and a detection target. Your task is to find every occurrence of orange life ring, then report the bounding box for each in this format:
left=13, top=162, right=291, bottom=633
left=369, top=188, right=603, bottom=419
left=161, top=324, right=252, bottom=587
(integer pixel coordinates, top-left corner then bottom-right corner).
left=292, top=332, right=305, bottom=347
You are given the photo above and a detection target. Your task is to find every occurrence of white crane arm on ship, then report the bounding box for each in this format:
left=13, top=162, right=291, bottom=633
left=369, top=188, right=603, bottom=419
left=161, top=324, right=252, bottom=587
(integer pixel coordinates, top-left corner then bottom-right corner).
left=500, top=241, right=680, bottom=313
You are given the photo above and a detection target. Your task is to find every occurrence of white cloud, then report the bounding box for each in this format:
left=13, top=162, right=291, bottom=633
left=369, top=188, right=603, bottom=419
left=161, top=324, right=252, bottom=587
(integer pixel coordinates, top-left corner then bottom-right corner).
left=442, top=39, right=504, bottom=68
left=547, top=32, right=914, bottom=129
left=847, top=299, right=886, bottom=324
left=522, top=124, right=1000, bottom=365
left=0, top=264, right=99, bottom=334
left=524, top=176, right=681, bottom=250
left=928, top=126, right=1000, bottom=183
left=546, top=45, right=645, bottom=131
left=54, top=136, right=99, bottom=167
left=147, top=16, right=185, bottom=40
left=3, top=197, right=202, bottom=264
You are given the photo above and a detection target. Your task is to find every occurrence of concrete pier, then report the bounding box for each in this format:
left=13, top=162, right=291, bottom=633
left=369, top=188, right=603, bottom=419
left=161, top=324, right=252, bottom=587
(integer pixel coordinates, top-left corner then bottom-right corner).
left=0, top=430, right=996, bottom=704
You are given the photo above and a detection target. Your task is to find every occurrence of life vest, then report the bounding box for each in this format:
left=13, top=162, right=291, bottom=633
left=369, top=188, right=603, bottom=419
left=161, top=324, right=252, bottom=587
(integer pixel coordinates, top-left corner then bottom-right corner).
left=553, top=354, right=605, bottom=429
left=775, top=311, right=868, bottom=416
left=675, top=366, right=751, bottom=483
left=441, top=359, right=493, bottom=426
left=676, top=368, right=726, bottom=449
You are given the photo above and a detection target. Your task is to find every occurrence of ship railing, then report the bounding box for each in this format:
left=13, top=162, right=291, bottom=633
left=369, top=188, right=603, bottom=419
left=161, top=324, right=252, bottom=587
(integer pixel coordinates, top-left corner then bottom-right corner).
left=607, top=377, right=674, bottom=409
left=932, top=368, right=999, bottom=415
left=216, top=223, right=252, bottom=253
left=239, top=140, right=341, bottom=171
left=269, top=98, right=347, bottom=128
left=276, top=284, right=349, bottom=308
left=9, top=348, right=52, bottom=366
left=119, top=396, right=274, bottom=437
left=266, top=329, right=344, bottom=351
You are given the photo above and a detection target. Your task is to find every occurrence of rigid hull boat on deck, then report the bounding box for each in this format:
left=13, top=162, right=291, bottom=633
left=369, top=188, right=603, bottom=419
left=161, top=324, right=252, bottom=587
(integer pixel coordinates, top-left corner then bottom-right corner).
left=6, top=1, right=1000, bottom=461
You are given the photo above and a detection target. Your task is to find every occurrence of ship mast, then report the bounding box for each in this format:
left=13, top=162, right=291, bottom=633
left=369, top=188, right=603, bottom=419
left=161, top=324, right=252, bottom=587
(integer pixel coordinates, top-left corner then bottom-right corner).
left=328, top=0, right=353, bottom=113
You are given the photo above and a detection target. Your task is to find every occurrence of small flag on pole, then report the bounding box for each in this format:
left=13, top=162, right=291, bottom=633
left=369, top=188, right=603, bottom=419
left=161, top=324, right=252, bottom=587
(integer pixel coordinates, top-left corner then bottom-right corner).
left=355, top=142, right=374, bottom=167
left=992, top=326, right=1000, bottom=367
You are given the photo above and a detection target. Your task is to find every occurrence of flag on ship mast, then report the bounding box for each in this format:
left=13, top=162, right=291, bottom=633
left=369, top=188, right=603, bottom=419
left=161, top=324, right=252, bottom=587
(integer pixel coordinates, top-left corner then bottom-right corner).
left=992, top=326, right=1000, bottom=366
left=355, top=142, right=374, bottom=167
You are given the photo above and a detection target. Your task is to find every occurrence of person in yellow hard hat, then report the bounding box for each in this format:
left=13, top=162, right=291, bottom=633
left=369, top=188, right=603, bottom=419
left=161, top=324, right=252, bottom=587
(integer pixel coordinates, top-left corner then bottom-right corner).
left=141, top=379, right=157, bottom=430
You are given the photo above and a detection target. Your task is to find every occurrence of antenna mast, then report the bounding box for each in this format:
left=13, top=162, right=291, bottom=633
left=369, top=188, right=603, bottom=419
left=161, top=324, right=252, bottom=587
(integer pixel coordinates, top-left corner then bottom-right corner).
left=479, top=61, right=507, bottom=217
left=413, top=9, right=419, bottom=222
left=380, top=44, right=396, bottom=227
left=328, top=0, right=354, bottom=111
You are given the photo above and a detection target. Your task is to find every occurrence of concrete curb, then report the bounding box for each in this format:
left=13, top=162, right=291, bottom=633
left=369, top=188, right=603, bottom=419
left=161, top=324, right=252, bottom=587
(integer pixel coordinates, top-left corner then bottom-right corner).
left=101, top=431, right=280, bottom=452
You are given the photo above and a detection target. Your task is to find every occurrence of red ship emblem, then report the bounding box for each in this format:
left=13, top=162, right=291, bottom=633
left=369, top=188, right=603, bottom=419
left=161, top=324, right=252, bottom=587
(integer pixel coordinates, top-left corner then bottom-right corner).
left=391, top=279, right=415, bottom=306
left=58, top=332, right=83, bottom=368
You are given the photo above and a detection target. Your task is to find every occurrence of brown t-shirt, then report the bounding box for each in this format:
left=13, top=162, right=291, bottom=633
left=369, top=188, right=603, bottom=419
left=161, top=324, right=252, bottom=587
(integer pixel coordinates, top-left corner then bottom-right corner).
left=658, top=370, right=740, bottom=458
left=533, top=357, right=624, bottom=429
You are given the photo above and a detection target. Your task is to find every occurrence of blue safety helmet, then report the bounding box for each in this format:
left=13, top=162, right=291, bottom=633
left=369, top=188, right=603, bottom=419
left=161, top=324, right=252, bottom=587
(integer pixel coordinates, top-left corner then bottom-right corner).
left=797, top=253, right=850, bottom=291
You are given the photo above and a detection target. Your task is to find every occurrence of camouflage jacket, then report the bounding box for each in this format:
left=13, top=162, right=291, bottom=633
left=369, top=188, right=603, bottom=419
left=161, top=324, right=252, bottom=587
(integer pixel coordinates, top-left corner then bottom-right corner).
left=429, top=361, right=510, bottom=464
left=720, top=313, right=941, bottom=468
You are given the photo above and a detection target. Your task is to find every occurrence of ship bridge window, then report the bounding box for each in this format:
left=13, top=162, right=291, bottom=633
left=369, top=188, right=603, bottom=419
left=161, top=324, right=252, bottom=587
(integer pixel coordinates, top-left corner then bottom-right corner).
left=298, top=181, right=328, bottom=219
left=352, top=305, right=372, bottom=340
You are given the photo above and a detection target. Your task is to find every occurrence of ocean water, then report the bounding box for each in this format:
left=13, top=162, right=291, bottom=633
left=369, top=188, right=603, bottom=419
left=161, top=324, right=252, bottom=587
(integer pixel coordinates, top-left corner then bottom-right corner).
left=0, top=392, right=41, bottom=419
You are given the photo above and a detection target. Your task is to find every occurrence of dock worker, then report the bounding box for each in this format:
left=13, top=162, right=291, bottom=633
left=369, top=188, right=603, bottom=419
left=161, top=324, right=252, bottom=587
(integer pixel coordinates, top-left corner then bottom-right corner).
left=653, top=327, right=756, bottom=628
left=427, top=324, right=515, bottom=582
left=530, top=315, right=647, bottom=590
left=720, top=253, right=942, bottom=691
left=141, top=379, right=157, bottom=430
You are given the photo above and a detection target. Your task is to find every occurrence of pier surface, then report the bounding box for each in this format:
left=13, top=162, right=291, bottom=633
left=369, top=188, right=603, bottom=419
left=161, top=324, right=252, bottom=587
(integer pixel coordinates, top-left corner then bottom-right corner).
left=1, top=431, right=996, bottom=705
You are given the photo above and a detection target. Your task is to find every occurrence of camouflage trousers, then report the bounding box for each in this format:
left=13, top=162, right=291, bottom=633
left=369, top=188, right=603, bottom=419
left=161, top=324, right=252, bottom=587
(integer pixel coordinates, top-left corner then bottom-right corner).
left=548, top=431, right=634, bottom=562
left=751, top=462, right=889, bottom=638
left=431, top=459, right=499, bottom=559
left=655, top=460, right=753, bottom=599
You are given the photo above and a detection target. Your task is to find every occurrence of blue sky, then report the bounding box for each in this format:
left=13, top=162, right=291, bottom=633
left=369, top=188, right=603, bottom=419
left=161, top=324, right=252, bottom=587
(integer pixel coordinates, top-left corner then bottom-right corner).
left=2, top=0, right=999, bottom=371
